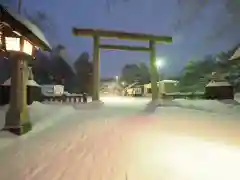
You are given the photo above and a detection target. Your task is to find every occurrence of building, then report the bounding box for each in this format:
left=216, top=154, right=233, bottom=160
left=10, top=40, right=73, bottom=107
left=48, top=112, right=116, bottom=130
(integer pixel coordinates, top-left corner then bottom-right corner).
left=144, top=80, right=179, bottom=95
left=100, top=78, right=120, bottom=94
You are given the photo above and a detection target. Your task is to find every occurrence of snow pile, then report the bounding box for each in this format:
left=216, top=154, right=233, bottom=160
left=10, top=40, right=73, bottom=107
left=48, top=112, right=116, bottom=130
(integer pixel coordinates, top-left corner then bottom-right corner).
left=143, top=99, right=162, bottom=113
left=28, top=102, right=74, bottom=125
left=0, top=102, right=75, bottom=148
left=0, top=105, right=9, bottom=129
left=235, top=93, right=240, bottom=102
left=2, top=78, right=40, bottom=86
left=160, top=99, right=240, bottom=115
left=73, top=100, right=104, bottom=110
left=100, top=96, right=149, bottom=107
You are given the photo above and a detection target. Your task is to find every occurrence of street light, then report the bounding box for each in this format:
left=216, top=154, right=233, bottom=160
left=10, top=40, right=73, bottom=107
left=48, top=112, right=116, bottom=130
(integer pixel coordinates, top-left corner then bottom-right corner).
left=155, top=58, right=165, bottom=70
left=155, top=58, right=165, bottom=97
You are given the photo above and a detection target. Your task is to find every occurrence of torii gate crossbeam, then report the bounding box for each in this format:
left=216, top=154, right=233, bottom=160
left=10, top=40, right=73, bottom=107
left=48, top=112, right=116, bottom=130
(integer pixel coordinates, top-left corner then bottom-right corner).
left=72, top=28, right=172, bottom=101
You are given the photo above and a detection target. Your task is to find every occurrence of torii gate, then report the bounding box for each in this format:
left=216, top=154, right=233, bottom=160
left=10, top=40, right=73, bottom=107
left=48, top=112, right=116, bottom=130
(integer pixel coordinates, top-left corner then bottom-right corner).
left=72, top=28, right=172, bottom=101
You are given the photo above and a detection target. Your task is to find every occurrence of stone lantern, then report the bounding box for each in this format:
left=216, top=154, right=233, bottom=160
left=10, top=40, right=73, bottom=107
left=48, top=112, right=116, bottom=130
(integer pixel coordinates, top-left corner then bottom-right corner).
left=0, top=5, right=51, bottom=135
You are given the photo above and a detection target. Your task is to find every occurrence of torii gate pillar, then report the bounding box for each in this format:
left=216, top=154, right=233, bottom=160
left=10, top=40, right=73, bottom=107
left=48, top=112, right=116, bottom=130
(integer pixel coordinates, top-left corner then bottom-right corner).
left=92, top=36, right=100, bottom=101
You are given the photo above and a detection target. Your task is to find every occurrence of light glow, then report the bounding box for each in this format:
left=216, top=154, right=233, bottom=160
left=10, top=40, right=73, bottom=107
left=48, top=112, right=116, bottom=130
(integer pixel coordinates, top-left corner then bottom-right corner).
left=156, top=58, right=165, bottom=69
left=23, top=40, right=33, bottom=55
left=5, top=37, right=20, bottom=51
left=131, top=131, right=240, bottom=180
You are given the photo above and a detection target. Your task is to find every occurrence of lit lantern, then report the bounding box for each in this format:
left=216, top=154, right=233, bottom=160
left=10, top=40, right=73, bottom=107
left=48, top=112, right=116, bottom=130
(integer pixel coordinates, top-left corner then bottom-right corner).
left=0, top=28, right=35, bottom=57
left=0, top=5, right=51, bottom=136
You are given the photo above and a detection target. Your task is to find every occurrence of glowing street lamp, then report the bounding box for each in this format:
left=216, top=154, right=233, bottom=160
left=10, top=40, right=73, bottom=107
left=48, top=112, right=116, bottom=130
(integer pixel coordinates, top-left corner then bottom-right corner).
left=155, top=58, right=165, bottom=96
left=155, top=58, right=165, bottom=70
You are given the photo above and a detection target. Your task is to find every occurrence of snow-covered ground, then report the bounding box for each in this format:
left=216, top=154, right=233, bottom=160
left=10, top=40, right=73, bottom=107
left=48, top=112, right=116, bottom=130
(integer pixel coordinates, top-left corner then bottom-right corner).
left=0, top=96, right=240, bottom=180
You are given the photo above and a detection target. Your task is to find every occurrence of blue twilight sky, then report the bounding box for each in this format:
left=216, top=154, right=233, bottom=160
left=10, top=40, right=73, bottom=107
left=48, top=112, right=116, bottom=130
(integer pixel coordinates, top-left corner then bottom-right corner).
left=22, top=0, right=239, bottom=78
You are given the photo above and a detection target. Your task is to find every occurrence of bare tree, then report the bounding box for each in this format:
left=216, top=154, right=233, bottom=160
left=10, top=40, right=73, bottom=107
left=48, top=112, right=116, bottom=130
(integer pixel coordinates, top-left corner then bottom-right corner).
left=110, top=0, right=240, bottom=42
left=175, top=0, right=240, bottom=40
left=23, top=9, right=56, bottom=35
left=105, top=0, right=130, bottom=12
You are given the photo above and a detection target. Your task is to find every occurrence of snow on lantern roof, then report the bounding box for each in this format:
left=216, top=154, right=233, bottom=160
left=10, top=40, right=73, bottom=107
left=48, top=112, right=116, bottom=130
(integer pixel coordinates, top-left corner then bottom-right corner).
left=230, top=47, right=240, bottom=60
left=2, top=78, right=40, bottom=87
left=0, top=5, right=51, bottom=51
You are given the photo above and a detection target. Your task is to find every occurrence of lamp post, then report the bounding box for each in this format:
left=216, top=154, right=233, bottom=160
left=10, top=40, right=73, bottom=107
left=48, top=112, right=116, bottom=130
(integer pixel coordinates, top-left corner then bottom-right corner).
left=155, top=58, right=165, bottom=97
left=1, top=26, right=36, bottom=135
left=115, top=76, right=119, bottom=94
left=156, top=58, right=164, bottom=78
left=115, top=75, right=119, bottom=82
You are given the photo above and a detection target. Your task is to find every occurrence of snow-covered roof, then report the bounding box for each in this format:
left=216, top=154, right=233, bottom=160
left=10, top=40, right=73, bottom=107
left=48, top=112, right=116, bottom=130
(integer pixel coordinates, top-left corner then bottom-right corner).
left=206, top=81, right=231, bottom=87
left=160, top=80, right=179, bottom=83
left=230, top=47, right=240, bottom=60
left=2, top=78, right=40, bottom=86
left=0, top=5, right=51, bottom=51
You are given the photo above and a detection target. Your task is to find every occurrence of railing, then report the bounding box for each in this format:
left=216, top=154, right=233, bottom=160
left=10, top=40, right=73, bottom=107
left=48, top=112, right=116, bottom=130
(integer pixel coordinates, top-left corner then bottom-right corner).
left=140, top=92, right=205, bottom=99
left=42, top=94, right=88, bottom=104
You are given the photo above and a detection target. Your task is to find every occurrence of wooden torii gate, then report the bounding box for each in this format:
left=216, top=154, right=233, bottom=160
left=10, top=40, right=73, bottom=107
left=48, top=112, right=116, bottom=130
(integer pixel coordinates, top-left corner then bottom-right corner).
left=72, top=28, right=172, bottom=101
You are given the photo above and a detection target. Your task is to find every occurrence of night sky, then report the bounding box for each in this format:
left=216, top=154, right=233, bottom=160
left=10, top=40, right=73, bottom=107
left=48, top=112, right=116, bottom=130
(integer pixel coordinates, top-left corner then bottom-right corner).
left=23, top=0, right=239, bottom=78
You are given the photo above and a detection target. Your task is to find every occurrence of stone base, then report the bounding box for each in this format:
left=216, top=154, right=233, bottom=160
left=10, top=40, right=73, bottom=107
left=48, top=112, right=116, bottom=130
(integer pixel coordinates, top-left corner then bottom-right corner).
left=2, top=122, right=32, bottom=135
left=3, top=107, right=32, bottom=136
left=143, top=99, right=162, bottom=113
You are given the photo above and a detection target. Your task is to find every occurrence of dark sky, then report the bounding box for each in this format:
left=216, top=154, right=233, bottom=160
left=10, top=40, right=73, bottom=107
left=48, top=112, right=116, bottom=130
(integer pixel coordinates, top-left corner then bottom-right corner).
left=24, top=0, right=239, bottom=78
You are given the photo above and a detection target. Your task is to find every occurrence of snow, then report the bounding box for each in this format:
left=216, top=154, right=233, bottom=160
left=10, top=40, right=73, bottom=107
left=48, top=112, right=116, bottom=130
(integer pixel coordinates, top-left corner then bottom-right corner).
left=230, top=47, right=240, bottom=60
left=0, top=97, right=240, bottom=180
left=206, top=81, right=232, bottom=87
left=0, top=102, right=75, bottom=149
left=160, top=98, right=240, bottom=115
left=2, top=78, right=40, bottom=86
left=160, top=79, right=179, bottom=83
left=2, top=5, right=51, bottom=50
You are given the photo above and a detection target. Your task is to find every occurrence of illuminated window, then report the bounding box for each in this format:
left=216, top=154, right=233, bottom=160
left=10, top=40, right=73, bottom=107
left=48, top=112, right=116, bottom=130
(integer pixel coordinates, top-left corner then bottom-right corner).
left=23, top=40, right=33, bottom=55
left=5, top=37, right=20, bottom=51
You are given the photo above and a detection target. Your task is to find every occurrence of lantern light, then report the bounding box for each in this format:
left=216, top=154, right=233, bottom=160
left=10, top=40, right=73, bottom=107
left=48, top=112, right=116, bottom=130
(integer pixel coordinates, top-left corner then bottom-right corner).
left=5, top=37, right=21, bottom=51
left=23, top=40, right=33, bottom=55
left=4, top=37, right=34, bottom=56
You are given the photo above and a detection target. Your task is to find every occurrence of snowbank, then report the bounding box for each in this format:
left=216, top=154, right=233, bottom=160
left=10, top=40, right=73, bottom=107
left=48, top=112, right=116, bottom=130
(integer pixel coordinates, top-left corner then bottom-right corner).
left=160, top=99, right=240, bottom=115
left=2, top=78, right=40, bottom=86
left=73, top=100, right=104, bottom=110
left=0, top=102, right=75, bottom=149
